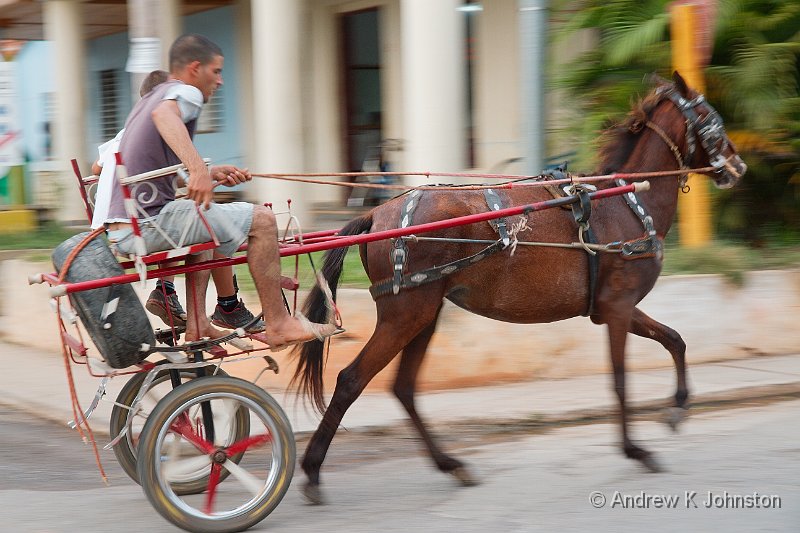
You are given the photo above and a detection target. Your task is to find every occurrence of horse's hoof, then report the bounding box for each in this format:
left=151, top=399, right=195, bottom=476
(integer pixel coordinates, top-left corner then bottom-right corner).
left=664, top=407, right=688, bottom=432
left=641, top=455, right=663, bottom=474
left=303, top=482, right=325, bottom=505
left=451, top=466, right=479, bottom=486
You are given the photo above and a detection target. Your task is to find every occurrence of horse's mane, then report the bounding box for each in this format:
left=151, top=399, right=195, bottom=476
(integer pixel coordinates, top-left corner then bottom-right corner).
left=596, top=82, right=672, bottom=175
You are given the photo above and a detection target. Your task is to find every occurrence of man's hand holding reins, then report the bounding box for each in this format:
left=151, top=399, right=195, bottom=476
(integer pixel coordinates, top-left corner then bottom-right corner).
left=211, top=165, right=251, bottom=187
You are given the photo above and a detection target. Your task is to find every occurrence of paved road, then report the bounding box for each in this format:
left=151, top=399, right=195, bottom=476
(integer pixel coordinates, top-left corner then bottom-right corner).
left=2, top=397, right=798, bottom=532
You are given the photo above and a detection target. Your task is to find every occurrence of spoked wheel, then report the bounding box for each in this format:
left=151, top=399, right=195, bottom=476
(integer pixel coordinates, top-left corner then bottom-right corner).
left=109, top=367, right=249, bottom=495
left=136, top=376, right=295, bottom=533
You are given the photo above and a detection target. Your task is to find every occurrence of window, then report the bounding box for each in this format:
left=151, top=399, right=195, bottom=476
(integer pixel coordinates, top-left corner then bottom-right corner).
left=99, top=69, right=121, bottom=139
left=196, top=86, right=223, bottom=134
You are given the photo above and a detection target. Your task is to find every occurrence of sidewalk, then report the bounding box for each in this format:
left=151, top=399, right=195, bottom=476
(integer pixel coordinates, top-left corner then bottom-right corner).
left=2, top=340, right=800, bottom=437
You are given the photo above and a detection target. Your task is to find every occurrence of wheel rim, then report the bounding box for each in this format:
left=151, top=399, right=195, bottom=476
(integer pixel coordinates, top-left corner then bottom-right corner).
left=151, top=391, right=286, bottom=521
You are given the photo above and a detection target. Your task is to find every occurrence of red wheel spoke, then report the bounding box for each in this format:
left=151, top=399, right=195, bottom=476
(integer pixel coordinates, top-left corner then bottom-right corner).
left=170, top=412, right=215, bottom=454
left=203, top=463, right=222, bottom=515
left=225, top=432, right=272, bottom=456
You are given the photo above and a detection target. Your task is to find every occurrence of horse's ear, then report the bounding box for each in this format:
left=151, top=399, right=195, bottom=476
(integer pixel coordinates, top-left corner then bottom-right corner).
left=647, top=72, right=668, bottom=87
left=672, top=71, right=691, bottom=97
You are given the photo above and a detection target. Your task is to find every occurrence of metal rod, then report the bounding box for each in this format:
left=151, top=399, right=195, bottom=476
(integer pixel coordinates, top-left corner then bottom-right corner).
left=401, top=235, right=619, bottom=252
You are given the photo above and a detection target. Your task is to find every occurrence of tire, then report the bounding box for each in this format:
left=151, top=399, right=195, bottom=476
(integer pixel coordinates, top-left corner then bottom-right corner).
left=137, top=376, right=295, bottom=533
left=109, top=366, right=250, bottom=495
left=52, top=232, right=155, bottom=368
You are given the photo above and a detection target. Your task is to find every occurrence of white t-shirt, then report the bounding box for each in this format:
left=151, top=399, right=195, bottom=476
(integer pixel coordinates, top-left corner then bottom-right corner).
left=90, top=129, right=125, bottom=229
left=163, top=83, right=203, bottom=123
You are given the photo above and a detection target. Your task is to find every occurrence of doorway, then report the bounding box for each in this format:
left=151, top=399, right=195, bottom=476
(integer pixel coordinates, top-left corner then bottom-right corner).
left=341, top=8, right=382, bottom=175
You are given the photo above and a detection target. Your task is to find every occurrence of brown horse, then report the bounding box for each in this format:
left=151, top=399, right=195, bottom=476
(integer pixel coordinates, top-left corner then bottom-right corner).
left=293, top=72, right=746, bottom=503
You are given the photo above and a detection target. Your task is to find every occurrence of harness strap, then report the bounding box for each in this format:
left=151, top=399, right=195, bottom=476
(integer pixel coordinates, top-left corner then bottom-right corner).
left=484, top=188, right=510, bottom=246
left=369, top=240, right=506, bottom=300
left=615, top=178, right=663, bottom=259
left=567, top=185, right=598, bottom=317
left=391, top=190, right=423, bottom=294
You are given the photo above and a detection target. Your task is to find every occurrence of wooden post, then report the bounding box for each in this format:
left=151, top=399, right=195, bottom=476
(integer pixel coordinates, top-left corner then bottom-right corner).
left=671, top=2, right=712, bottom=247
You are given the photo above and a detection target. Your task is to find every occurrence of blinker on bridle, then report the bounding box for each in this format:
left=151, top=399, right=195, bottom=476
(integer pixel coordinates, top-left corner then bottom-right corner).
left=645, top=85, right=736, bottom=192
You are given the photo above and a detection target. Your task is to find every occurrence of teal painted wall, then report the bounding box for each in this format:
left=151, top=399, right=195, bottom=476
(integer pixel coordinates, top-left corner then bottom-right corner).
left=16, top=5, right=243, bottom=172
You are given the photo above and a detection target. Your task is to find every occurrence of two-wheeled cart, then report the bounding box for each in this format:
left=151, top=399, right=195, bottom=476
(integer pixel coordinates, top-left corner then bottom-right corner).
left=30, top=157, right=649, bottom=532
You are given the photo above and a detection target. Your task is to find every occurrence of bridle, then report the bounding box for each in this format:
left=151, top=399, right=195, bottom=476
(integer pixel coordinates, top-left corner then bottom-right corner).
left=644, top=85, right=742, bottom=191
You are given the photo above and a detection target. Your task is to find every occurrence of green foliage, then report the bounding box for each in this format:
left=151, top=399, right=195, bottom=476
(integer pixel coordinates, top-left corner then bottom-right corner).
left=235, top=246, right=370, bottom=293
left=553, top=0, right=800, bottom=242
left=662, top=238, right=800, bottom=286
left=0, top=223, right=82, bottom=251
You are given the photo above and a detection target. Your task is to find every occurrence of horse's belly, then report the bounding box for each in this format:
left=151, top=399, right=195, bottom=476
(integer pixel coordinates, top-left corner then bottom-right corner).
left=444, top=284, right=587, bottom=324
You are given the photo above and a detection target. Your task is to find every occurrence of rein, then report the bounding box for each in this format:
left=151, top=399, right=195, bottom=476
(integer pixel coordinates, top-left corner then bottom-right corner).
left=250, top=167, right=716, bottom=192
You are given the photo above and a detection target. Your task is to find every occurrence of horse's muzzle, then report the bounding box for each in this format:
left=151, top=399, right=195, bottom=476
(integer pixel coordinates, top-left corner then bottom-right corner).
left=714, top=155, right=747, bottom=189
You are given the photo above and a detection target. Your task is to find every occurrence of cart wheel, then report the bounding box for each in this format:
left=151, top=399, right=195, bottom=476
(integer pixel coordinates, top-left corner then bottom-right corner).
left=52, top=232, right=155, bottom=368
left=109, top=367, right=250, bottom=495
left=136, top=376, right=295, bottom=533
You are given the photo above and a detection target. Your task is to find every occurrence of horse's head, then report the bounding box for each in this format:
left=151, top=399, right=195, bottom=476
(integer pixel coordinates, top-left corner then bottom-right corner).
left=654, top=72, right=747, bottom=189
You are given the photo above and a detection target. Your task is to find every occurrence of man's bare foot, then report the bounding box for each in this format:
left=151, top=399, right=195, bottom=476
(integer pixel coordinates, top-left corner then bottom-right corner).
left=260, top=314, right=338, bottom=351
left=280, top=275, right=299, bottom=290
left=185, top=322, right=229, bottom=343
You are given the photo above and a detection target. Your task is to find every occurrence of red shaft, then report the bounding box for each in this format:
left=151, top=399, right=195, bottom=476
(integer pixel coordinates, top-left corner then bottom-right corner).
left=277, top=182, right=639, bottom=255
left=54, top=182, right=638, bottom=294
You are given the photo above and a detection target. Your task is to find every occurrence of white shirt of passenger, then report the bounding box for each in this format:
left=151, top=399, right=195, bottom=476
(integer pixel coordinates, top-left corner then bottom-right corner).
left=90, top=129, right=125, bottom=229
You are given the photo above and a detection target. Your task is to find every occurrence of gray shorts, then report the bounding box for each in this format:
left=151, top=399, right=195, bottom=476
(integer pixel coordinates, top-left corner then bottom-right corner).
left=111, top=199, right=254, bottom=257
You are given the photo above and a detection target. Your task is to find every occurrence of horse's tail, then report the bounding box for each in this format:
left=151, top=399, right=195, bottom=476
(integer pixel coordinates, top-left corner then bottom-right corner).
left=291, top=211, right=374, bottom=414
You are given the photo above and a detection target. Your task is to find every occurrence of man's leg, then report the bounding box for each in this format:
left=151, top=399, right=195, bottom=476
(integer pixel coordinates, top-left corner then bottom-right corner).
left=184, top=250, right=227, bottom=342
left=146, top=272, right=187, bottom=327
left=247, top=206, right=335, bottom=347
left=209, top=261, right=265, bottom=332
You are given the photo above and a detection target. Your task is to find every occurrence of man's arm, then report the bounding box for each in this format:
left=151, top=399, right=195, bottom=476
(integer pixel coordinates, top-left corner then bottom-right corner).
left=151, top=99, right=214, bottom=208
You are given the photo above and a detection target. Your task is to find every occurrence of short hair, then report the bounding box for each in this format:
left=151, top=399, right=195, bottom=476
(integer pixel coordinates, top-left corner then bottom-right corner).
left=169, top=34, right=223, bottom=72
left=139, top=69, right=169, bottom=96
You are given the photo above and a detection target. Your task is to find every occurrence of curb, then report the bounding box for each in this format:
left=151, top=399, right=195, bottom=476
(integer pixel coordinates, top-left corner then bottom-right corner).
left=4, top=380, right=800, bottom=440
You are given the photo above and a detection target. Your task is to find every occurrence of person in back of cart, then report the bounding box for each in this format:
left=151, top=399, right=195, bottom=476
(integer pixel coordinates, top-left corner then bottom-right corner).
left=103, top=34, right=337, bottom=349
left=90, top=69, right=264, bottom=334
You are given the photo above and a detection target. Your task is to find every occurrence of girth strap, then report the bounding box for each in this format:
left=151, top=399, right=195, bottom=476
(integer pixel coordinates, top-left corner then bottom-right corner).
left=567, top=184, right=599, bottom=317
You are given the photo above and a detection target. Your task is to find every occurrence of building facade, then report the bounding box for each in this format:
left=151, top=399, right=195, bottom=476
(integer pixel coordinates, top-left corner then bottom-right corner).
left=1, top=0, right=581, bottom=224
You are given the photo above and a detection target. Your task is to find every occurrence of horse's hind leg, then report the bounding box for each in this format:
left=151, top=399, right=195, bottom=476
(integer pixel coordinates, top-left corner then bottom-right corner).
left=392, top=306, right=478, bottom=486
left=630, top=306, right=689, bottom=430
left=302, top=298, right=443, bottom=504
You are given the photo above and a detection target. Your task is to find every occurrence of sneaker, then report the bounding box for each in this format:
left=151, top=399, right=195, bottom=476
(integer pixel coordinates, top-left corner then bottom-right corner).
left=211, top=300, right=265, bottom=333
left=145, top=289, right=187, bottom=328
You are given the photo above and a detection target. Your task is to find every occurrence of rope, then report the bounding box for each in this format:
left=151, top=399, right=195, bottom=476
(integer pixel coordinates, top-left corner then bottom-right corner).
left=251, top=167, right=716, bottom=192
left=507, top=216, right=531, bottom=256
left=57, top=302, right=108, bottom=484
left=57, top=227, right=107, bottom=283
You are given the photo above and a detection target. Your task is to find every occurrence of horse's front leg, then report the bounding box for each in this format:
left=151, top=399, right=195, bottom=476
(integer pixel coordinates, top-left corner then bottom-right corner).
left=630, top=306, right=689, bottom=430
left=606, top=309, right=662, bottom=473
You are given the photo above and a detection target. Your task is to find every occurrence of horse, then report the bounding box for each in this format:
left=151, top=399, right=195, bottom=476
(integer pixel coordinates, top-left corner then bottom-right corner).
left=292, top=72, right=747, bottom=504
